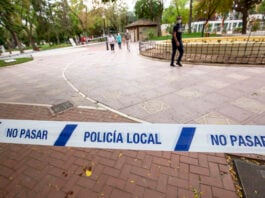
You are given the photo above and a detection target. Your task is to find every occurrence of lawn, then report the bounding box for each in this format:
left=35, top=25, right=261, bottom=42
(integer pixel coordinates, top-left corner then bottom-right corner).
left=39, top=43, right=72, bottom=50
left=0, top=57, right=33, bottom=67
left=152, top=32, right=220, bottom=40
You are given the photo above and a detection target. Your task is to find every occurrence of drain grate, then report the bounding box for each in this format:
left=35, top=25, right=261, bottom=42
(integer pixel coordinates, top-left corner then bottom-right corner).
left=234, top=159, right=265, bottom=198
left=50, top=101, right=74, bottom=114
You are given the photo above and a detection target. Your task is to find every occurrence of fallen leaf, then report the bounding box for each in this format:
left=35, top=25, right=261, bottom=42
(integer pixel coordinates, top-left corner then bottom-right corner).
left=85, top=166, right=92, bottom=177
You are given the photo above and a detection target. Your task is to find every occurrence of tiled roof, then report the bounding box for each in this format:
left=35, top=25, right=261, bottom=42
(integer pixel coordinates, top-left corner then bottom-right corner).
left=126, top=19, right=157, bottom=28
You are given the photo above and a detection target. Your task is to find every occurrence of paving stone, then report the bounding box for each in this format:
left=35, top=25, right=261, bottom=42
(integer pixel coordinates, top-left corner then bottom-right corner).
left=232, top=97, right=265, bottom=114
left=1, top=43, right=264, bottom=197
left=194, top=111, right=238, bottom=125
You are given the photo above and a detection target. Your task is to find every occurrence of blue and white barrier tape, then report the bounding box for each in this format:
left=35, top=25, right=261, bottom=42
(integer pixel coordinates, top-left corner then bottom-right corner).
left=0, top=119, right=264, bottom=153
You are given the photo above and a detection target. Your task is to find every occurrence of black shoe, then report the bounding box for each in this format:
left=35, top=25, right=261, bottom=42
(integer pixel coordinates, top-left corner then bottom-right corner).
left=177, top=62, right=183, bottom=67
left=170, top=64, right=176, bottom=67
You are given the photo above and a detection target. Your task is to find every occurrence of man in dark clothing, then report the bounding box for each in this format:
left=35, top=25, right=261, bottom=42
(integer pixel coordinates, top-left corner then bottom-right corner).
left=170, top=16, right=184, bottom=67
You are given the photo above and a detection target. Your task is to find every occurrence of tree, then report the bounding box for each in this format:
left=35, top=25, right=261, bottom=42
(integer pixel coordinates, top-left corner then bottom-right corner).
left=195, top=0, right=223, bottom=36
left=98, top=0, right=129, bottom=34
left=134, top=0, right=164, bottom=36
left=188, top=0, right=193, bottom=33
left=215, top=0, right=233, bottom=33
left=233, top=0, right=263, bottom=34
left=162, top=6, right=177, bottom=24
left=257, top=0, right=265, bottom=13
left=0, top=0, right=24, bottom=53
left=162, top=0, right=189, bottom=24
left=16, top=0, right=41, bottom=50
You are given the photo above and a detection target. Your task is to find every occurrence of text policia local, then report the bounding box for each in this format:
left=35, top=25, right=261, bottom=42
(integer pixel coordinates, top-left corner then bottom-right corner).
left=84, top=131, right=162, bottom=144
left=211, top=134, right=265, bottom=147
left=5, top=128, right=162, bottom=144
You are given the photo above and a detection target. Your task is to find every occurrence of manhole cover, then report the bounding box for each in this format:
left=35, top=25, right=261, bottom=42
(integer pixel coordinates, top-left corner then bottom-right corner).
left=50, top=101, right=74, bottom=114
left=234, top=159, right=265, bottom=198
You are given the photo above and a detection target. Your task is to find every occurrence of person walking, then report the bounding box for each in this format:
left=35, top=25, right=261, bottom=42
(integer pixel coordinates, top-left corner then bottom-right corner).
left=170, top=16, right=184, bottom=67
left=108, top=34, right=115, bottom=51
left=116, top=33, right=122, bottom=49
left=124, top=29, right=131, bottom=52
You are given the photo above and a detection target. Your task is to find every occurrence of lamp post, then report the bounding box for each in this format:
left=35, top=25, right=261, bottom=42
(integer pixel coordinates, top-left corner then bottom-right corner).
left=102, top=14, right=106, bottom=36
left=102, top=14, right=109, bottom=50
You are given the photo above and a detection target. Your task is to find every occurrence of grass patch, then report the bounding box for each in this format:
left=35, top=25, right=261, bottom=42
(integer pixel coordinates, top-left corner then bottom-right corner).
left=151, top=32, right=220, bottom=40
left=39, top=43, right=72, bottom=51
left=0, top=57, right=33, bottom=67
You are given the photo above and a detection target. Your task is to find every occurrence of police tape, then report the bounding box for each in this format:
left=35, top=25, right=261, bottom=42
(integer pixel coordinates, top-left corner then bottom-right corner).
left=0, top=119, right=265, bottom=153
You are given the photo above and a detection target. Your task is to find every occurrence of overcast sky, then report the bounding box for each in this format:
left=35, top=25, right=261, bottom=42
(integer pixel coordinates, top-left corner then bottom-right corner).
left=84, top=0, right=172, bottom=11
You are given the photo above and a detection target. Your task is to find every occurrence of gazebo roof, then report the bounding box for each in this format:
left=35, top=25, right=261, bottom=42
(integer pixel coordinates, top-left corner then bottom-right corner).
left=126, top=19, right=157, bottom=28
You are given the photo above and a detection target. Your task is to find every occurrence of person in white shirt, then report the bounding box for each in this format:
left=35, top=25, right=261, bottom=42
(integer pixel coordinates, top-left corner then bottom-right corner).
left=108, top=34, right=115, bottom=51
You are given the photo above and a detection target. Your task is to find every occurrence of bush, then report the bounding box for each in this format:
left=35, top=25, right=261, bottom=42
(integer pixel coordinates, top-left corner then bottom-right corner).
left=148, top=30, right=155, bottom=40
left=252, top=21, right=260, bottom=32
left=233, top=27, right=242, bottom=33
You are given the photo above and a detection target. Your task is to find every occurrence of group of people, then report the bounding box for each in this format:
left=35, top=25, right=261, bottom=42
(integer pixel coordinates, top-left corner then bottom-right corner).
left=105, top=16, right=184, bottom=66
left=107, top=30, right=131, bottom=52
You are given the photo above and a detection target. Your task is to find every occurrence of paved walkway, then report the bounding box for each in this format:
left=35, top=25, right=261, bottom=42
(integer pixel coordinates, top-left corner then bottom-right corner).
left=0, top=43, right=265, bottom=197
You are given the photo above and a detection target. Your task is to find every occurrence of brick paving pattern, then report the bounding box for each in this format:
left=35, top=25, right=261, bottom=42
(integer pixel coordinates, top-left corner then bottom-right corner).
left=0, top=103, right=237, bottom=197
left=0, top=43, right=264, bottom=197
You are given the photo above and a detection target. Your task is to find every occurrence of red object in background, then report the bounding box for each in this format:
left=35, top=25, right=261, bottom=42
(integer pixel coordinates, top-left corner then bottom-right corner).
left=81, top=36, right=86, bottom=44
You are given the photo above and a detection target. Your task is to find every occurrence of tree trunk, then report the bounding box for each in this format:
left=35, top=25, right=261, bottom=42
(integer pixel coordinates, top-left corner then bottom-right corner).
left=11, top=31, right=24, bottom=53
left=26, top=25, right=39, bottom=51
left=241, top=10, right=248, bottom=34
left=201, top=20, right=208, bottom=37
left=56, top=33, right=60, bottom=45
left=29, top=34, right=39, bottom=51
left=156, top=17, right=162, bottom=36
left=188, top=0, right=193, bottom=34
left=5, top=24, right=24, bottom=53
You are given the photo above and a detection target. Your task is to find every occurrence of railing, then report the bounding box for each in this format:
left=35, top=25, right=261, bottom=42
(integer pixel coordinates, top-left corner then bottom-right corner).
left=139, top=40, right=265, bottom=65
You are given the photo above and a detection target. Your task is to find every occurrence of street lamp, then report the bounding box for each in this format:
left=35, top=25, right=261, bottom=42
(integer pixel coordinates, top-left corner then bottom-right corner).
left=102, top=14, right=106, bottom=36
left=102, top=14, right=109, bottom=50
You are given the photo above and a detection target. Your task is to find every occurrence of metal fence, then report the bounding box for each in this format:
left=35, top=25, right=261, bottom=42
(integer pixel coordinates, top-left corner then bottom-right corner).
left=139, top=40, right=265, bottom=65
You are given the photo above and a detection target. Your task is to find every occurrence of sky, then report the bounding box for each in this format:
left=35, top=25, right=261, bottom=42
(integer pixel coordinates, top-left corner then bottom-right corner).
left=84, top=0, right=172, bottom=11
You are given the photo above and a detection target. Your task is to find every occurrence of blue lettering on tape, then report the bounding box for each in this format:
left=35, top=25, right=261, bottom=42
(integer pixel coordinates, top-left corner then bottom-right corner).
left=210, top=134, right=227, bottom=146
left=230, top=135, right=265, bottom=147
left=174, top=127, right=196, bottom=151
left=54, top=124, right=77, bottom=146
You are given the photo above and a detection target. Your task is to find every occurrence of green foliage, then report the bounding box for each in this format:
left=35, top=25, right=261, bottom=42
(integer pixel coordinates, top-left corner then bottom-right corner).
left=252, top=21, right=260, bottom=31
left=233, top=0, right=263, bottom=34
left=0, top=0, right=134, bottom=51
left=134, top=0, right=163, bottom=21
left=233, top=27, right=242, bottom=33
left=257, top=0, right=265, bottom=13
left=134, top=0, right=163, bottom=36
left=162, top=6, right=177, bottom=24
left=39, top=43, right=71, bottom=51
left=148, top=30, right=156, bottom=39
